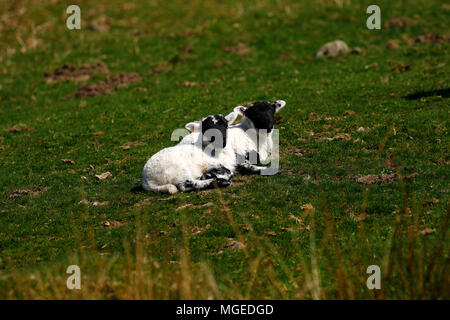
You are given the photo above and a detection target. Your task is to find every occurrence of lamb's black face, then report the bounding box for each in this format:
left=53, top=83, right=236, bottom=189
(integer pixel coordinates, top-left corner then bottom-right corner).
left=201, top=114, right=228, bottom=149
left=244, top=101, right=276, bottom=131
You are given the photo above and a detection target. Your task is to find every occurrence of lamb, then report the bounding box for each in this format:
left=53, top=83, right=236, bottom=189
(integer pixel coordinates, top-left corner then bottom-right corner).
left=143, top=100, right=286, bottom=194
left=183, top=100, right=286, bottom=176
left=178, top=109, right=239, bottom=146
left=227, top=100, right=286, bottom=175
left=142, top=113, right=237, bottom=194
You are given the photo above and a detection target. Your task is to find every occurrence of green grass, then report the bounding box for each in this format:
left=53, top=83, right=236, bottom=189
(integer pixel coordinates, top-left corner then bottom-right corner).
left=0, top=0, right=448, bottom=299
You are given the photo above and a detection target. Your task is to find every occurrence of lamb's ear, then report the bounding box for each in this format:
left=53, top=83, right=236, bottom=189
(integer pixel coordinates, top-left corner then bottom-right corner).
left=234, top=106, right=247, bottom=116
left=273, top=100, right=286, bottom=113
left=224, top=110, right=238, bottom=125
left=185, top=122, right=200, bottom=132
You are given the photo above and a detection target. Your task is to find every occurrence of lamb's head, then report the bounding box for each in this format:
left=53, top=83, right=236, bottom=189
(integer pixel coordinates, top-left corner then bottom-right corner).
left=201, top=114, right=229, bottom=149
left=183, top=109, right=238, bottom=149
left=236, top=100, right=286, bottom=131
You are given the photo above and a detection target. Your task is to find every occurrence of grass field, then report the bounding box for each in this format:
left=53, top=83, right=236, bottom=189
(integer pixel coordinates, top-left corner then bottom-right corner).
left=0, top=0, right=448, bottom=299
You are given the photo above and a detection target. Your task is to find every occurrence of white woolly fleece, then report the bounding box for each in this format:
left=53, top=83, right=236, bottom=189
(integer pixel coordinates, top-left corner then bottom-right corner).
left=142, top=110, right=239, bottom=194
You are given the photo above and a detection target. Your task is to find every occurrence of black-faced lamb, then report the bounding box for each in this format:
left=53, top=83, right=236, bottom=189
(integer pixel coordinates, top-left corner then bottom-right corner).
left=142, top=113, right=236, bottom=194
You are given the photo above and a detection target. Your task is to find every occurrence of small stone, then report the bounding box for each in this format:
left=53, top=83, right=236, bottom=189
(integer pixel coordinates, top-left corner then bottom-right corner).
left=95, top=171, right=112, bottom=180
left=315, top=40, right=350, bottom=57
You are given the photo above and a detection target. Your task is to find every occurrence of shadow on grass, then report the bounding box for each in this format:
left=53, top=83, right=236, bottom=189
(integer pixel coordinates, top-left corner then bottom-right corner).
left=403, top=88, right=450, bottom=100
left=131, top=185, right=145, bottom=194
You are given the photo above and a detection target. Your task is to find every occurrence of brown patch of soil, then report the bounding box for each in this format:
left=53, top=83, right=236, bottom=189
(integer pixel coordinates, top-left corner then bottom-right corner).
left=401, top=34, right=416, bottom=45
left=225, top=43, right=250, bottom=55
left=118, top=141, right=145, bottom=150
left=152, top=66, right=164, bottom=73
left=314, top=132, right=352, bottom=142
left=384, top=17, right=416, bottom=28
left=103, top=220, right=126, bottom=228
left=8, top=185, right=48, bottom=199
left=74, top=82, right=112, bottom=96
left=134, top=198, right=151, bottom=208
left=44, top=61, right=109, bottom=83
left=231, top=175, right=253, bottom=187
left=344, top=110, right=356, bottom=116
left=390, top=61, right=411, bottom=73
left=73, top=72, right=143, bottom=97
left=283, top=147, right=311, bottom=157
left=307, top=112, right=338, bottom=121
left=386, top=39, right=401, bottom=50
left=214, top=59, right=231, bottom=68
left=354, top=172, right=418, bottom=185
left=88, top=16, right=110, bottom=32
left=281, top=169, right=296, bottom=176
left=214, top=60, right=231, bottom=69
left=7, top=124, right=34, bottom=133
left=415, top=33, right=450, bottom=44
left=179, top=44, right=195, bottom=53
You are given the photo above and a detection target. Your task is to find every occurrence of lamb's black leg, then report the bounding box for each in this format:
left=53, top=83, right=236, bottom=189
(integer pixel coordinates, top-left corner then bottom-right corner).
left=200, top=166, right=233, bottom=185
left=178, top=166, right=232, bottom=192
left=236, top=160, right=266, bottom=175
left=237, top=152, right=282, bottom=176
left=235, top=152, right=265, bottom=175
left=177, top=178, right=217, bottom=192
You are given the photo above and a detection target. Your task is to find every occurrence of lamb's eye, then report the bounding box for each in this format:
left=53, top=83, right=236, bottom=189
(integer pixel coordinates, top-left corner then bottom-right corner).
left=210, top=136, right=216, bottom=142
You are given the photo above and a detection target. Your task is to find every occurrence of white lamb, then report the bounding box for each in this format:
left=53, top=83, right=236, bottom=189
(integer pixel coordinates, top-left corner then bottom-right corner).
left=142, top=100, right=286, bottom=194
left=142, top=113, right=237, bottom=194
left=184, top=100, right=286, bottom=175
left=229, top=100, right=284, bottom=164
left=178, top=109, right=239, bottom=145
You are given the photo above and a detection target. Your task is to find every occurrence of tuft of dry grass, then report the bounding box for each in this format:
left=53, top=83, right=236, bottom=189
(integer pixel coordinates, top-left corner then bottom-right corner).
left=1, top=183, right=447, bottom=299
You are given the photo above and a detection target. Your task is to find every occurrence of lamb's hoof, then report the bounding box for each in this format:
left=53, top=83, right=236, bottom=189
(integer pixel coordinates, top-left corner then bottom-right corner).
left=167, top=185, right=178, bottom=194
left=202, top=166, right=231, bottom=180
left=215, top=178, right=230, bottom=188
